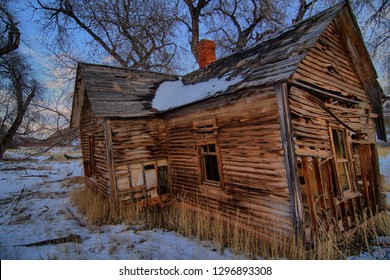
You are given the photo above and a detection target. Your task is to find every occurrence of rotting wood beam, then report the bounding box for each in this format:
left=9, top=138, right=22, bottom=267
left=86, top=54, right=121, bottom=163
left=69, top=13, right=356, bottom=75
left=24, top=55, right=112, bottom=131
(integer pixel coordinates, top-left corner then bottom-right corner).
left=365, top=145, right=377, bottom=215
left=322, top=161, right=338, bottom=229
left=276, top=83, right=303, bottom=236
left=290, top=80, right=360, bottom=105
left=313, top=157, right=329, bottom=231
left=370, top=144, right=382, bottom=212
left=302, top=157, right=318, bottom=237
left=358, top=145, right=371, bottom=215
left=104, top=117, right=118, bottom=207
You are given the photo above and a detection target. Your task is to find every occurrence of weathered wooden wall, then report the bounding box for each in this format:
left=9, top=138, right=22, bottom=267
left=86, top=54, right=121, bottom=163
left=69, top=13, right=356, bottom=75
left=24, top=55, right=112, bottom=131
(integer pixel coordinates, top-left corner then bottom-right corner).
left=289, top=20, right=381, bottom=238
left=165, top=87, right=294, bottom=239
left=79, top=93, right=111, bottom=198
left=109, top=117, right=170, bottom=204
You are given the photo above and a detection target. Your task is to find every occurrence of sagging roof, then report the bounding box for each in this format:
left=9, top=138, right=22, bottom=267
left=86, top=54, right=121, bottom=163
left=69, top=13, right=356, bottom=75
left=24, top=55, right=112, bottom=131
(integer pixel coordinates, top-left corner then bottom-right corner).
left=71, top=2, right=344, bottom=123
left=71, top=1, right=385, bottom=140
left=70, top=64, right=178, bottom=127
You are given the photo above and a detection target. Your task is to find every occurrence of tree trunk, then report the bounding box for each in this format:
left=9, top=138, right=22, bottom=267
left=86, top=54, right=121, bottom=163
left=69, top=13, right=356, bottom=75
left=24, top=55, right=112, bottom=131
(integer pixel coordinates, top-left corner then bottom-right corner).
left=0, top=5, right=20, bottom=56
left=183, top=0, right=211, bottom=65
left=0, top=84, right=37, bottom=160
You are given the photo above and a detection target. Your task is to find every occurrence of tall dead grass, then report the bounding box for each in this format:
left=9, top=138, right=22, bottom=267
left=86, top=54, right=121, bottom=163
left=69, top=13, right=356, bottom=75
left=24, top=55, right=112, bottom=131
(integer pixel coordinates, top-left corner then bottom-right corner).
left=71, top=187, right=390, bottom=259
left=70, top=187, right=165, bottom=227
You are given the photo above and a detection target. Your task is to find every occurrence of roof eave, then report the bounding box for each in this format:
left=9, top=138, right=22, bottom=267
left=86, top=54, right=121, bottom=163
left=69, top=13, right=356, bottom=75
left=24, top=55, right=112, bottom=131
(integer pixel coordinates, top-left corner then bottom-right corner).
left=70, top=65, right=84, bottom=129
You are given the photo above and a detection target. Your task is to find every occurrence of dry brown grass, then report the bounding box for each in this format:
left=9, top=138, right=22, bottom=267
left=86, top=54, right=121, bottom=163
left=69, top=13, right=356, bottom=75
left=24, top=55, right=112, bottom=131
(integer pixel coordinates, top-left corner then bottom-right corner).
left=71, top=187, right=390, bottom=259
left=70, top=187, right=166, bottom=227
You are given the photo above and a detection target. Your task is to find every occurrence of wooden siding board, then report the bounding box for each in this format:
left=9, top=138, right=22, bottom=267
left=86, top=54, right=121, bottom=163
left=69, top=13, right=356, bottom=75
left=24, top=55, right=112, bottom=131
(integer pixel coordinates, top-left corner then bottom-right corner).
left=104, top=118, right=117, bottom=203
left=166, top=87, right=294, bottom=239
left=108, top=117, right=168, bottom=202
left=276, top=83, right=303, bottom=234
left=289, top=20, right=381, bottom=237
left=79, top=93, right=111, bottom=199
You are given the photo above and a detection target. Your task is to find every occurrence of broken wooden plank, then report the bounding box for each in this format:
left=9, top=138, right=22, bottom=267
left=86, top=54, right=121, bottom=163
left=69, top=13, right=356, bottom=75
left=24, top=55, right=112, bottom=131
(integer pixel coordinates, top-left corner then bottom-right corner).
left=20, top=234, right=81, bottom=247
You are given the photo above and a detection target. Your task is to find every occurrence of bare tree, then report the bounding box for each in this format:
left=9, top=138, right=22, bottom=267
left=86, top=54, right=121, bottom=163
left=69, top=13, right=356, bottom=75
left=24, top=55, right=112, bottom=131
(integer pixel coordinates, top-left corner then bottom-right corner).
left=178, top=0, right=212, bottom=64
left=177, top=0, right=288, bottom=63
left=34, top=0, right=179, bottom=72
left=0, top=53, right=43, bottom=159
left=206, top=0, right=286, bottom=54
left=32, top=0, right=388, bottom=89
left=352, top=0, right=389, bottom=94
left=292, top=0, right=319, bottom=24
left=0, top=0, right=21, bottom=56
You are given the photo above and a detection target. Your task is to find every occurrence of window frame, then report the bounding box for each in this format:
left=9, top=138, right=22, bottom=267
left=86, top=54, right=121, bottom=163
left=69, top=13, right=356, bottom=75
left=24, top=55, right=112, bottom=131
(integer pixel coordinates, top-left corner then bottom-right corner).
left=193, top=119, right=224, bottom=188
left=84, top=134, right=97, bottom=178
left=329, top=127, right=353, bottom=195
left=199, top=143, right=222, bottom=186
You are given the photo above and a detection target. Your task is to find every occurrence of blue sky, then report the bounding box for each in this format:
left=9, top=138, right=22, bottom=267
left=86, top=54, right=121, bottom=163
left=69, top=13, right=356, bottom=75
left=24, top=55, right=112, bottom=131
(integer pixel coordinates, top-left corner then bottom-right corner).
left=8, top=0, right=389, bottom=91
left=9, top=0, right=90, bottom=94
left=11, top=1, right=50, bottom=78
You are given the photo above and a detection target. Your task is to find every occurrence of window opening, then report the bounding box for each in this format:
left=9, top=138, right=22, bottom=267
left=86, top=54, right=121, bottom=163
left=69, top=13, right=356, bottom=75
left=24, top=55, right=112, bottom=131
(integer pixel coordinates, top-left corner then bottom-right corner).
left=85, top=134, right=96, bottom=177
left=331, top=128, right=351, bottom=193
left=193, top=119, right=223, bottom=187
left=157, top=166, right=169, bottom=195
left=128, top=159, right=170, bottom=201
left=200, top=144, right=220, bottom=183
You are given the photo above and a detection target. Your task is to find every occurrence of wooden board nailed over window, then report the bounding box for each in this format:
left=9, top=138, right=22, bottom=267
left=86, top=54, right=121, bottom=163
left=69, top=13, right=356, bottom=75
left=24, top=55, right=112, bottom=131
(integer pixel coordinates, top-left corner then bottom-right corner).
left=125, top=159, right=169, bottom=201
left=193, top=119, right=218, bottom=145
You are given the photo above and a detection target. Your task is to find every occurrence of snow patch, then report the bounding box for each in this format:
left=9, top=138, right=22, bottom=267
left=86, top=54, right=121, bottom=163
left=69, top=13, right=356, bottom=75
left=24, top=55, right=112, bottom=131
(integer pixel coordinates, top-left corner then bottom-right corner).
left=152, top=73, right=243, bottom=112
left=0, top=147, right=243, bottom=260
left=1, top=147, right=389, bottom=260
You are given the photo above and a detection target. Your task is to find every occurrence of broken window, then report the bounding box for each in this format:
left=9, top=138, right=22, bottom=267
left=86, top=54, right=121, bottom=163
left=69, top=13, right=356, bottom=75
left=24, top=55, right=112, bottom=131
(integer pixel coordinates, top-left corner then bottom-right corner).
left=157, top=165, right=169, bottom=195
left=199, top=144, right=220, bottom=183
left=331, top=128, right=351, bottom=193
left=144, top=162, right=157, bottom=190
left=193, top=119, right=223, bottom=187
left=128, top=159, right=170, bottom=201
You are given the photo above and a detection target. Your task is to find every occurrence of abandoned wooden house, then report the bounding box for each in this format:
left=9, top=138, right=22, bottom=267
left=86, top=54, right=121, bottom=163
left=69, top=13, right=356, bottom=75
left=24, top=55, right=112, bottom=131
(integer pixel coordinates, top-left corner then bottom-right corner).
left=70, top=1, right=387, bottom=241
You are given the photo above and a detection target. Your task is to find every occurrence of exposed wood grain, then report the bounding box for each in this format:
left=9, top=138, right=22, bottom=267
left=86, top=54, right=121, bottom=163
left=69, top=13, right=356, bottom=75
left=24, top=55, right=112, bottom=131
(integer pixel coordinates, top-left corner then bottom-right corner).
left=73, top=2, right=383, bottom=245
left=79, top=93, right=111, bottom=199
left=165, top=87, right=294, bottom=239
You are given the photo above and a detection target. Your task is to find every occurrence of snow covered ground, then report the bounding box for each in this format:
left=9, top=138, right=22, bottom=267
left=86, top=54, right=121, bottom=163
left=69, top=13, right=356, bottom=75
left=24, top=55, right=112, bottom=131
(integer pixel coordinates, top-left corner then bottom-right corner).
left=0, top=146, right=389, bottom=260
left=0, top=147, right=243, bottom=260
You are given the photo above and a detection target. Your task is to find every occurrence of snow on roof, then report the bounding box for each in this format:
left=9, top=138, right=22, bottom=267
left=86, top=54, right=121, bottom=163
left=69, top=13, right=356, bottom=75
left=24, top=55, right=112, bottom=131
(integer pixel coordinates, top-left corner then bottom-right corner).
left=152, top=73, right=243, bottom=112
left=73, top=1, right=355, bottom=121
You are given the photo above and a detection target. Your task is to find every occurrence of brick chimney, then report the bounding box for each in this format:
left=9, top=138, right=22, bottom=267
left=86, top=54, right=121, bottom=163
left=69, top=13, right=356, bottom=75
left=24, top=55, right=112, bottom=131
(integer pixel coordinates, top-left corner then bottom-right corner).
left=197, top=39, right=216, bottom=69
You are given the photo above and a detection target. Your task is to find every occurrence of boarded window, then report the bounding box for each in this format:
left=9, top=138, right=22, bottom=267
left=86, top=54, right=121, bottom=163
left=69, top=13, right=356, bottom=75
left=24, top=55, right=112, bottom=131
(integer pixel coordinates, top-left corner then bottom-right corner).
left=144, top=162, right=157, bottom=190
left=128, top=159, right=170, bottom=199
left=129, top=163, right=144, bottom=187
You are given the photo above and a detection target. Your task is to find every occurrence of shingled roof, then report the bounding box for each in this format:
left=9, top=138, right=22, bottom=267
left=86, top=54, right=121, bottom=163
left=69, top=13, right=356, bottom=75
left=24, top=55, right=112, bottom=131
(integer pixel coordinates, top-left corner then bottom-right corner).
left=71, top=1, right=385, bottom=139
left=183, top=2, right=344, bottom=88
left=151, top=1, right=345, bottom=112
left=71, top=64, right=177, bottom=126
